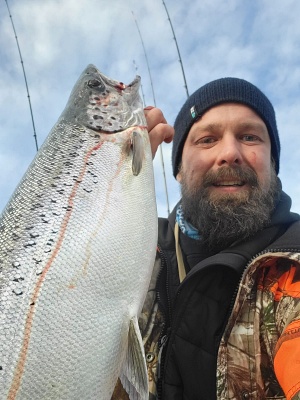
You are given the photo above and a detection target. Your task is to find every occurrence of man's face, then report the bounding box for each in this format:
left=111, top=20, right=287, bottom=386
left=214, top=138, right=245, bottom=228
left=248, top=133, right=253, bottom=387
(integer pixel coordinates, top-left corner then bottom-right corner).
left=177, top=103, right=272, bottom=199
left=177, top=103, right=280, bottom=251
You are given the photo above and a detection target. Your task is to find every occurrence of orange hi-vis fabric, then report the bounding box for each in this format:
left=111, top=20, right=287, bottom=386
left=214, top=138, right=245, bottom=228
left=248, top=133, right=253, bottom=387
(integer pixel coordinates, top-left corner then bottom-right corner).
left=274, top=320, right=300, bottom=400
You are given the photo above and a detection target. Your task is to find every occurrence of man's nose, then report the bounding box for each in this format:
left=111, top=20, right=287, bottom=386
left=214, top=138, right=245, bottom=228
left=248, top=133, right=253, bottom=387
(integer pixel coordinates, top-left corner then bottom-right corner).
left=215, top=136, right=242, bottom=166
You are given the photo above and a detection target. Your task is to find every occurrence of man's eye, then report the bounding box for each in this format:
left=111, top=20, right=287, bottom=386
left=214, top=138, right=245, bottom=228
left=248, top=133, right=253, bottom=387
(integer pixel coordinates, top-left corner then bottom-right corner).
left=196, top=137, right=216, bottom=145
left=242, top=135, right=259, bottom=142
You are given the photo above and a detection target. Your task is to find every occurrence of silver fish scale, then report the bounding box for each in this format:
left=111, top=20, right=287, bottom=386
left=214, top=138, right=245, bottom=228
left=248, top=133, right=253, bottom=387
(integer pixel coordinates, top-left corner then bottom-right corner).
left=0, top=65, right=157, bottom=399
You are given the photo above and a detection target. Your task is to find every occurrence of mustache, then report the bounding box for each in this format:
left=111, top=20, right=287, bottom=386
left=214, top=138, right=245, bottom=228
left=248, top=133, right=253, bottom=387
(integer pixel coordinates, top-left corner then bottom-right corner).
left=202, top=165, right=259, bottom=188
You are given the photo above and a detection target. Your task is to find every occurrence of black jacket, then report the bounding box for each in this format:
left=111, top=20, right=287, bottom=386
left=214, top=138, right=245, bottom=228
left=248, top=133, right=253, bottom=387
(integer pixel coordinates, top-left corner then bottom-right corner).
left=156, top=191, right=300, bottom=399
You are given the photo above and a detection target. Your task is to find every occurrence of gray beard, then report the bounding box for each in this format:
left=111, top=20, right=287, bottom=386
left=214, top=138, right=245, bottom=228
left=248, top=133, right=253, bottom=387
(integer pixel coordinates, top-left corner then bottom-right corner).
left=180, top=164, right=281, bottom=252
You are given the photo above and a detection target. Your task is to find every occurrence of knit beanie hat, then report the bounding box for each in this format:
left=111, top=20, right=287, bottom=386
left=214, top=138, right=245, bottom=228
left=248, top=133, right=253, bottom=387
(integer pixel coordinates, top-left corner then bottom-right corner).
left=172, top=77, right=280, bottom=177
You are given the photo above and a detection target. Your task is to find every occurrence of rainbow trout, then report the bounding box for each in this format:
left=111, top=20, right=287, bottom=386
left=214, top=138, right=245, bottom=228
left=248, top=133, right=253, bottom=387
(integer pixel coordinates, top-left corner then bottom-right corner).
left=0, top=65, right=157, bottom=399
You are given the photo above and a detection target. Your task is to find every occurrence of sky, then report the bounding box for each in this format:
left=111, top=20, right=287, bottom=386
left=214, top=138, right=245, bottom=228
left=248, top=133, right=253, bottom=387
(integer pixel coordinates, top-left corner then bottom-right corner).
left=1, top=0, right=300, bottom=217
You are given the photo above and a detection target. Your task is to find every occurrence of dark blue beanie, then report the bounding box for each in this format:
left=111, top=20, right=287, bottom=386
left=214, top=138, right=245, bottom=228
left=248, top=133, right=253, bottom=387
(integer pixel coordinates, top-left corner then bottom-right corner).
left=172, top=77, right=280, bottom=177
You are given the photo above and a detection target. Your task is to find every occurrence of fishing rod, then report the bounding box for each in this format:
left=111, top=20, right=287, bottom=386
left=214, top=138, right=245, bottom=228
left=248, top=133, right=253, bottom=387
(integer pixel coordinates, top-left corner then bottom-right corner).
left=132, top=11, right=171, bottom=216
left=131, top=12, right=157, bottom=107
left=5, top=0, right=39, bottom=152
left=161, top=0, right=190, bottom=98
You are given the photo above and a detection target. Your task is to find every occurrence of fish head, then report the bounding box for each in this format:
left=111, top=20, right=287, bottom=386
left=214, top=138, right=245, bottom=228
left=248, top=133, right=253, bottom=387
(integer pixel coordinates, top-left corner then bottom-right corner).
left=64, top=64, right=146, bottom=132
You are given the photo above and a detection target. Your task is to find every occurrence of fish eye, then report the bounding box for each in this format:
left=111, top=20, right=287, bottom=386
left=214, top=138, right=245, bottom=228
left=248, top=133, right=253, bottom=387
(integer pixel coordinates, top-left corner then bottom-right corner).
left=88, top=79, right=102, bottom=88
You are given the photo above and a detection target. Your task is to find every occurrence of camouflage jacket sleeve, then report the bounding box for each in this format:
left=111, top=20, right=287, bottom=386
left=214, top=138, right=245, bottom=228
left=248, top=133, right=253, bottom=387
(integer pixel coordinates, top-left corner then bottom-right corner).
left=112, top=252, right=163, bottom=400
left=217, top=252, right=300, bottom=399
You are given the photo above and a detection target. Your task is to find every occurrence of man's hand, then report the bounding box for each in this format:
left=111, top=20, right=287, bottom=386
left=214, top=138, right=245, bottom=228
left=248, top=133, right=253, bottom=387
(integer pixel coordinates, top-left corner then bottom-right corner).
left=144, top=106, right=174, bottom=158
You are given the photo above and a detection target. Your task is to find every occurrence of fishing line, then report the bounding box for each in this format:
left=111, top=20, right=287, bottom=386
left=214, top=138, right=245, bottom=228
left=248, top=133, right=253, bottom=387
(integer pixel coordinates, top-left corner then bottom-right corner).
left=132, top=11, right=170, bottom=215
left=5, top=0, right=39, bottom=152
left=133, top=59, right=146, bottom=106
left=162, top=0, right=190, bottom=98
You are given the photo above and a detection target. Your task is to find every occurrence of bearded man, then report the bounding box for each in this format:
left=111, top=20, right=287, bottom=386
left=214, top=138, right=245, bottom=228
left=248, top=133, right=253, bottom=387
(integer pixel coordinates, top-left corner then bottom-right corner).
left=113, top=78, right=300, bottom=400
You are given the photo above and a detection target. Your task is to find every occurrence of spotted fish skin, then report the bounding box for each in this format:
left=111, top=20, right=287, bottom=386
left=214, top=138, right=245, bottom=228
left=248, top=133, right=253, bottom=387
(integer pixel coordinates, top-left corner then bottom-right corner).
left=0, top=65, right=157, bottom=399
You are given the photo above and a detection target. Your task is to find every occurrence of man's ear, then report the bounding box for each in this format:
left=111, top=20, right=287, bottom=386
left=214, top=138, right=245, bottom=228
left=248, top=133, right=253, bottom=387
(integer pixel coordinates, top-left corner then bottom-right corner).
left=176, top=162, right=182, bottom=183
left=176, top=171, right=182, bottom=183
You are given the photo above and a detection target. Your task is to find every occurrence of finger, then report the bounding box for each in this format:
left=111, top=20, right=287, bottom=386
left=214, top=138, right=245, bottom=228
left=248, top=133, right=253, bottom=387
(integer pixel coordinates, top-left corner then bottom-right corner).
left=144, top=107, right=174, bottom=158
left=144, top=107, right=168, bottom=132
left=148, top=123, right=174, bottom=158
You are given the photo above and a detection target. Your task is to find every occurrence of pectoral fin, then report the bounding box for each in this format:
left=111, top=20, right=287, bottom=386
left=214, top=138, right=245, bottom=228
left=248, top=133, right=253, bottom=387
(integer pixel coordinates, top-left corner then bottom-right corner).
left=131, top=131, right=144, bottom=176
left=119, top=316, right=148, bottom=400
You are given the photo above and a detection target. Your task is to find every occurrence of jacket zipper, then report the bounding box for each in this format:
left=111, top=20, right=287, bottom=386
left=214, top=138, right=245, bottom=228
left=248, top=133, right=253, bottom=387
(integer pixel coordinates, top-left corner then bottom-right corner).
left=156, top=245, right=172, bottom=336
left=155, top=245, right=173, bottom=400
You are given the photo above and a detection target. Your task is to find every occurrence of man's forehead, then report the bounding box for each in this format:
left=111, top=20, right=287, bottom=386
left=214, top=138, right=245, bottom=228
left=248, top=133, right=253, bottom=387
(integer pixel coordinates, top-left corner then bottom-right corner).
left=186, top=104, right=270, bottom=144
left=192, top=103, right=267, bottom=127
left=199, top=102, right=263, bottom=117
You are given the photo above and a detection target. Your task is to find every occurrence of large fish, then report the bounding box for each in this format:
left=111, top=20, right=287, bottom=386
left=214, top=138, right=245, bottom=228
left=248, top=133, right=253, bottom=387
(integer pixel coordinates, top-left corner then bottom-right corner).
left=0, top=65, right=157, bottom=399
